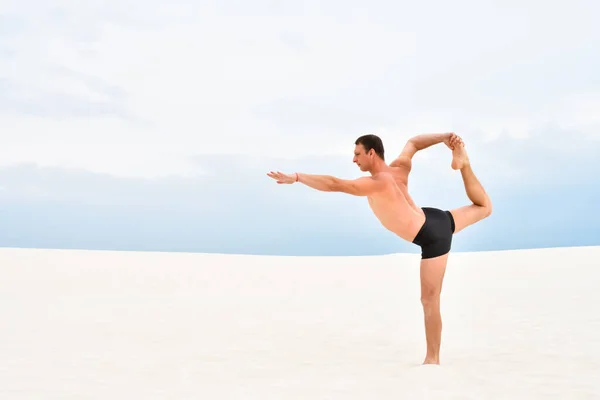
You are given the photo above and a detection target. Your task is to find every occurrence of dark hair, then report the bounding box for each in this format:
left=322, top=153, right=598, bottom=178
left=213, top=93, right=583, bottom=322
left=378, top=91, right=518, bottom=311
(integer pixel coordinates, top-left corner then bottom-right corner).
left=355, top=134, right=385, bottom=160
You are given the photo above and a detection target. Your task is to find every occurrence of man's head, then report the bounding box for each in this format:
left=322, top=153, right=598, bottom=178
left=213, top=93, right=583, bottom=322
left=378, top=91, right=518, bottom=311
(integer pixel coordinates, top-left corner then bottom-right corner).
left=353, top=134, right=385, bottom=172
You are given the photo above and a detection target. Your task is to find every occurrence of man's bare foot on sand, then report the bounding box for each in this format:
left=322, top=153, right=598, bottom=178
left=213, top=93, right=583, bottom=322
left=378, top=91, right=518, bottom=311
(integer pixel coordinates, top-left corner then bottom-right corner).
left=450, top=136, right=470, bottom=170
left=423, top=357, right=440, bottom=365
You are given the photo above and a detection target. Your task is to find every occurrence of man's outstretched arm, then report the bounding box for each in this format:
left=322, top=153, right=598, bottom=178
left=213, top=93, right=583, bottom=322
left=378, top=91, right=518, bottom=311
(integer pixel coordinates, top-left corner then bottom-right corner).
left=298, top=173, right=386, bottom=196
left=266, top=171, right=386, bottom=196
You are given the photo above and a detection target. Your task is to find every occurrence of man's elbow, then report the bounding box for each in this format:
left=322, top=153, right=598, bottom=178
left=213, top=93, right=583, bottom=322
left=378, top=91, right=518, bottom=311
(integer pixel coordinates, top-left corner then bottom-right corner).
left=327, top=178, right=353, bottom=194
left=406, top=138, right=421, bottom=151
left=328, top=177, right=344, bottom=192
left=331, top=179, right=364, bottom=196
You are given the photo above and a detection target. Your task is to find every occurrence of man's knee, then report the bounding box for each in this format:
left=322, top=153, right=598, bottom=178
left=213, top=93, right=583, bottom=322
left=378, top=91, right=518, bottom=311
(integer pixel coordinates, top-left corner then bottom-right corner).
left=421, top=293, right=440, bottom=306
left=421, top=291, right=440, bottom=316
left=476, top=199, right=492, bottom=220
left=482, top=203, right=492, bottom=218
left=482, top=193, right=493, bottom=216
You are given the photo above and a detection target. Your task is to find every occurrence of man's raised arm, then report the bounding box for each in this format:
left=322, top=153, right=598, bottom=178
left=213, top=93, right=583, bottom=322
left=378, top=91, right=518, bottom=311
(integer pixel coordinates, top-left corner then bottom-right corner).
left=408, top=132, right=454, bottom=151
left=266, top=171, right=386, bottom=197
left=390, top=132, right=455, bottom=170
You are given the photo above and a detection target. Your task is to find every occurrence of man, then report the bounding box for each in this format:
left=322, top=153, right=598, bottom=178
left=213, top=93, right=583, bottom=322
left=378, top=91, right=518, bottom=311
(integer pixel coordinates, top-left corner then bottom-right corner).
left=267, top=132, right=492, bottom=365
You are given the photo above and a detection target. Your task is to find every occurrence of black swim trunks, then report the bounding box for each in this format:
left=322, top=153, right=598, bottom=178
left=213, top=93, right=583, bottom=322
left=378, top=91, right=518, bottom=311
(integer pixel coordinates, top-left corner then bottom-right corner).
left=412, top=207, right=456, bottom=259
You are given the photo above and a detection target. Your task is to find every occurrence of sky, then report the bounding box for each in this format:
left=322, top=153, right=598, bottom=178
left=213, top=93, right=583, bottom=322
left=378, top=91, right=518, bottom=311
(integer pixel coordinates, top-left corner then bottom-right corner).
left=0, top=0, right=599, bottom=256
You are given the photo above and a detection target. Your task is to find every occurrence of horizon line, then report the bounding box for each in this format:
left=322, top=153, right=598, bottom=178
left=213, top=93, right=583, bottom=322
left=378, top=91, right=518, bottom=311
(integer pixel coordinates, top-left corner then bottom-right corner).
left=1, top=244, right=598, bottom=258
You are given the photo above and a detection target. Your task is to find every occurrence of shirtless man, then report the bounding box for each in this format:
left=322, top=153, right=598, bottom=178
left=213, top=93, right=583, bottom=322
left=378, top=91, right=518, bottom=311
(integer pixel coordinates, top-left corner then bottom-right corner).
left=267, top=132, right=492, bottom=365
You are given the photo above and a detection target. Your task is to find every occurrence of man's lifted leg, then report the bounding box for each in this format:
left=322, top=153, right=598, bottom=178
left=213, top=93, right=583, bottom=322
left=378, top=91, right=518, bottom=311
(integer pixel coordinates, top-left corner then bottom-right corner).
left=448, top=135, right=493, bottom=234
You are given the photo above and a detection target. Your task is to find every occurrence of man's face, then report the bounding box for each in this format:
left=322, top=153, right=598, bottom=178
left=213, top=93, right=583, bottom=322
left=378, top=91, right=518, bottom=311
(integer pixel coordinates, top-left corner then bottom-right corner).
left=353, top=144, right=371, bottom=171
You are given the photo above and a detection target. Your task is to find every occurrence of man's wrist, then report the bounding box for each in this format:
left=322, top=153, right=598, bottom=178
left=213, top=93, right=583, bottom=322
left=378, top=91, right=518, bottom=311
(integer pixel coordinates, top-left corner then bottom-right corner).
left=295, top=172, right=300, bottom=182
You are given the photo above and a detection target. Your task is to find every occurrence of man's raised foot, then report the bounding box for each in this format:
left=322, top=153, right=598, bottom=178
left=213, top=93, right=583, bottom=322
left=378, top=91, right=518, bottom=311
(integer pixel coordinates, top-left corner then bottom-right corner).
left=450, top=136, right=470, bottom=170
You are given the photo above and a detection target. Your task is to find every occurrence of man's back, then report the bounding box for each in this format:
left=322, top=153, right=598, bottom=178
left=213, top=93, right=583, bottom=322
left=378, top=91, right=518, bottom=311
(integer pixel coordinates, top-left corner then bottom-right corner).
left=388, top=164, right=422, bottom=213
left=366, top=169, right=425, bottom=242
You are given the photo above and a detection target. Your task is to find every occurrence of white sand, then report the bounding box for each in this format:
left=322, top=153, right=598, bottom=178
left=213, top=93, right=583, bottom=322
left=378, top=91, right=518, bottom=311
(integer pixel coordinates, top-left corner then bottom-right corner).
left=1, top=246, right=599, bottom=399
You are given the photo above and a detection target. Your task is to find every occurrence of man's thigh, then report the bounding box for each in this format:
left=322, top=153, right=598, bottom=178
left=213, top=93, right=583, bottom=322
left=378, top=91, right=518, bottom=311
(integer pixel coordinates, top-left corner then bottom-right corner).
left=449, top=204, right=490, bottom=234
left=420, top=253, right=449, bottom=298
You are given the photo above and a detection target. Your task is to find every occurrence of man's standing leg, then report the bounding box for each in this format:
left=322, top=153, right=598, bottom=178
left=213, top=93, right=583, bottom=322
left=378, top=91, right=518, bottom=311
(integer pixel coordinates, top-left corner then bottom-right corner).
left=420, top=253, right=449, bottom=365
left=419, top=135, right=492, bottom=365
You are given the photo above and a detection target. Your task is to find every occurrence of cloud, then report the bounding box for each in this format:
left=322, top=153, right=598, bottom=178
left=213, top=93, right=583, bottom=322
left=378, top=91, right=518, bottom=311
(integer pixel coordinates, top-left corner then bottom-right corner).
left=0, top=0, right=599, bottom=180
left=0, top=86, right=129, bottom=119
left=3, top=0, right=600, bottom=256
left=0, top=14, right=25, bottom=37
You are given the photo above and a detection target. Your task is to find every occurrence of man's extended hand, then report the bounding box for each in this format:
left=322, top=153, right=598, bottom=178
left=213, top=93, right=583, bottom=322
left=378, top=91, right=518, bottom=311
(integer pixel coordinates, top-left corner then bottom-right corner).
left=267, top=171, right=297, bottom=184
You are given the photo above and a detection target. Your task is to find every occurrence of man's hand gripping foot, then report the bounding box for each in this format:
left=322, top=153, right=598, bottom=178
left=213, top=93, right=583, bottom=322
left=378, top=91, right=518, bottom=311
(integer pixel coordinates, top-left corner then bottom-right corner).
left=449, top=134, right=470, bottom=170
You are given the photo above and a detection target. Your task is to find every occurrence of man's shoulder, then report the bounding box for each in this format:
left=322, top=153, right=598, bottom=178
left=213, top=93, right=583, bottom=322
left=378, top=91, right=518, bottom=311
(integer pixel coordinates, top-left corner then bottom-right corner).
left=372, top=171, right=397, bottom=181
left=385, top=165, right=410, bottom=182
left=370, top=172, right=397, bottom=187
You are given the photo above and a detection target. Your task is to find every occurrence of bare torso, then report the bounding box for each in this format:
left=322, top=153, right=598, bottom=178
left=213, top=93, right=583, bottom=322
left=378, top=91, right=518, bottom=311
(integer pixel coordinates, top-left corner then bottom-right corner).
left=366, top=167, right=426, bottom=242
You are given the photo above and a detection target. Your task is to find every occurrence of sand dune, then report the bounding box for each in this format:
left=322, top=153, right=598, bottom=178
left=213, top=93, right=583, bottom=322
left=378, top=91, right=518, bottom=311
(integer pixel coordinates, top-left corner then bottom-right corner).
left=1, top=246, right=599, bottom=399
